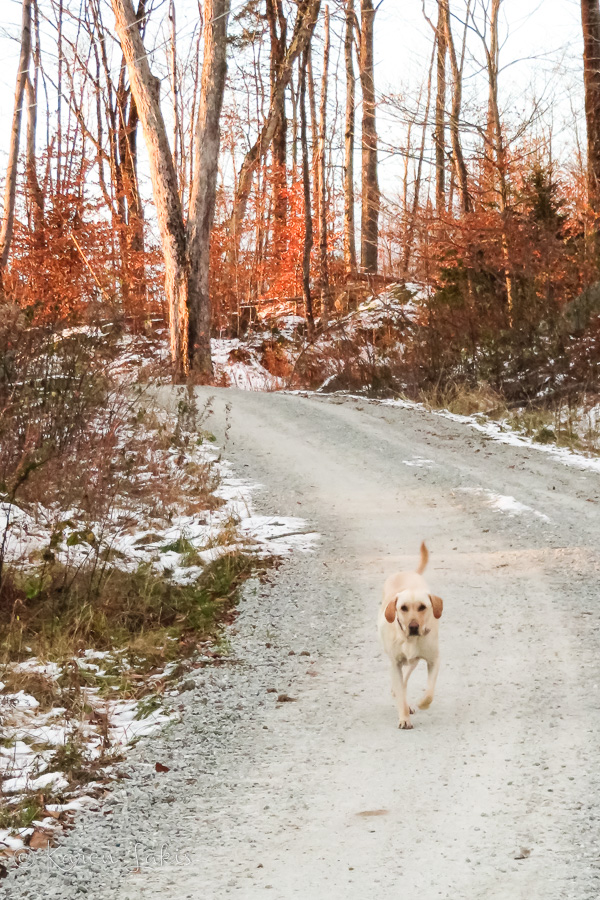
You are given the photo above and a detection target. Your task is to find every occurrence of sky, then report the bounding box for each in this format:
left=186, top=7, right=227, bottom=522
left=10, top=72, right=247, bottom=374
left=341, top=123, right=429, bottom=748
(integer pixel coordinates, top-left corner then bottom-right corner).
left=0, top=0, right=589, bottom=209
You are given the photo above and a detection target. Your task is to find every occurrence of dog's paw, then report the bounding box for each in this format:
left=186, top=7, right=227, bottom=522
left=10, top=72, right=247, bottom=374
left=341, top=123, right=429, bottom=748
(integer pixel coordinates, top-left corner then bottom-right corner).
left=418, top=694, right=433, bottom=710
left=398, top=718, right=413, bottom=730
left=409, top=706, right=416, bottom=715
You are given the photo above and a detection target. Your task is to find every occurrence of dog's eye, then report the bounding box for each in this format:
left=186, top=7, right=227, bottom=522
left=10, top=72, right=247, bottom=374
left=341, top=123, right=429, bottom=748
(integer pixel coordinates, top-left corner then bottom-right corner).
left=400, top=604, right=408, bottom=612
left=418, top=604, right=426, bottom=612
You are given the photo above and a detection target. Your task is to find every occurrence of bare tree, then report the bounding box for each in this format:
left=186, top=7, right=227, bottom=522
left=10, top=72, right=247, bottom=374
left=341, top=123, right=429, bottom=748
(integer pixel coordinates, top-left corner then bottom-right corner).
left=401, top=44, right=435, bottom=276
left=112, top=0, right=188, bottom=374
left=169, top=0, right=183, bottom=189
left=25, top=0, right=44, bottom=242
left=343, top=0, right=357, bottom=276
left=266, top=0, right=288, bottom=260
left=0, top=0, right=33, bottom=283
left=581, top=0, right=600, bottom=220
left=112, top=0, right=230, bottom=378
left=318, top=5, right=331, bottom=321
left=442, top=0, right=471, bottom=214
left=359, top=0, right=379, bottom=273
left=474, top=0, right=514, bottom=318
left=300, top=45, right=315, bottom=335
left=187, top=0, right=231, bottom=375
left=434, top=0, right=447, bottom=211
left=226, top=0, right=321, bottom=258
left=65, top=0, right=147, bottom=313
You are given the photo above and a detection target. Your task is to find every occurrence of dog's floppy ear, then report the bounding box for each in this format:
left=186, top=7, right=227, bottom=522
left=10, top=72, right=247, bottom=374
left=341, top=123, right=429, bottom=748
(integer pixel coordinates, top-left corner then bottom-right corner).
left=384, top=599, right=397, bottom=623
left=429, top=594, right=443, bottom=619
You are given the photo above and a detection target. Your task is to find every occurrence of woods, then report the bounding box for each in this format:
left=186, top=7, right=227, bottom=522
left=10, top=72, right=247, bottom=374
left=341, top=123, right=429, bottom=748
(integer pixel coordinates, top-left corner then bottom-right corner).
left=2, top=0, right=600, bottom=875
left=0, top=0, right=598, bottom=400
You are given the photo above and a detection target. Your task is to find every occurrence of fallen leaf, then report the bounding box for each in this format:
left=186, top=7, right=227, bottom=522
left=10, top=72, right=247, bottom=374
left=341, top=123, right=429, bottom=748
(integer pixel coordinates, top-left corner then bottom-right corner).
left=356, top=809, right=389, bottom=817
left=276, top=694, right=297, bottom=703
left=155, top=762, right=170, bottom=773
left=42, top=808, right=62, bottom=820
left=514, top=847, right=531, bottom=860
left=28, top=829, right=54, bottom=850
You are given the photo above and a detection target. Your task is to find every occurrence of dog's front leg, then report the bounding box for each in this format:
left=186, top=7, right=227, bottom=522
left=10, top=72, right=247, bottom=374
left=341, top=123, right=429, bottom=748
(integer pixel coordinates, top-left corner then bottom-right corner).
left=418, top=656, right=440, bottom=710
left=402, top=659, right=418, bottom=687
left=391, top=662, right=413, bottom=729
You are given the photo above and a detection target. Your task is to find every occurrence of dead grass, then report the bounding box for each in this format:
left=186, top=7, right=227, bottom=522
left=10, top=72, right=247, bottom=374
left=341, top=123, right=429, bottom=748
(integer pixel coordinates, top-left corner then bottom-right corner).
left=508, top=400, right=600, bottom=454
left=0, top=549, right=272, bottom=836
left=0, top=669, right=61, bottom=712
left=0, top=552, right=260, bottom=667
left=418, top=381, right=506, bottom=417
left=418, top=380, right=600, bottom=456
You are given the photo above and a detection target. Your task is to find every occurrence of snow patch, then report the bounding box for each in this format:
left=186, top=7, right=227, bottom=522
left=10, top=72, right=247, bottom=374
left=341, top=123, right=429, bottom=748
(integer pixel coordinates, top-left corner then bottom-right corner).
left=326, top=393, right=600, bottom=475
left=463, top=488, right=550, bottom=522
left=402, top=456, right=435, bottom=468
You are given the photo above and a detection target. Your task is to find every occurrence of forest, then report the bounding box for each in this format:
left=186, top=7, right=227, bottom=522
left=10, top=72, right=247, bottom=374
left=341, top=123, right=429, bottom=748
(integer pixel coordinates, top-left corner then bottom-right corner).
left=0, top=0, right=598, bottom=410
left=1, top=0, right=600, bottom=868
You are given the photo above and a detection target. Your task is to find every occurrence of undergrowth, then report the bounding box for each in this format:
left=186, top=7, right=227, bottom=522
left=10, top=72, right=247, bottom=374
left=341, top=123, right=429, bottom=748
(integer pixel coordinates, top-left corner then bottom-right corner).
left=0, top=311, right=274, bottom=844
left=0, top=551, right=259, bottom=668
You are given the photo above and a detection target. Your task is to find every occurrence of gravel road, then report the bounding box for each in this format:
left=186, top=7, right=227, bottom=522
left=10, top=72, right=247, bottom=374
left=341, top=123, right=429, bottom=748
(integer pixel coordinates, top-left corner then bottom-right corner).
left=5, top=389, right=600, bottom=900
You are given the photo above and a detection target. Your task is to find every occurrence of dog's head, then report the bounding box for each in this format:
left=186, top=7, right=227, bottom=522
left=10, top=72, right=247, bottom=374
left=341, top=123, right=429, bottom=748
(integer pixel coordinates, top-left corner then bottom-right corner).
left=384, top=589, right=443, bottom=636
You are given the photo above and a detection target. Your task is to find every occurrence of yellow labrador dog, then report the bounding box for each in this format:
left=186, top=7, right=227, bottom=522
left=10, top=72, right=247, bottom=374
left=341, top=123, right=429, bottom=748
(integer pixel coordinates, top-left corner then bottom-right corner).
left=378, top=542, right=443, bottom=729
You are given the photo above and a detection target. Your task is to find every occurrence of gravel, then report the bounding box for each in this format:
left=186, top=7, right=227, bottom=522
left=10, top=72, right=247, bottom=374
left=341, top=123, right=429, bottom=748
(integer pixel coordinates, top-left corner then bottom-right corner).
left=4, top=388, right=600, bottom=900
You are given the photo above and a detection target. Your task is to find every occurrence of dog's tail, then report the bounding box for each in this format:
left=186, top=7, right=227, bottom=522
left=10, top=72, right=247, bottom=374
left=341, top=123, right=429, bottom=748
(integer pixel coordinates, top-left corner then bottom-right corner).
left=416, top=541, right=429, bottom=574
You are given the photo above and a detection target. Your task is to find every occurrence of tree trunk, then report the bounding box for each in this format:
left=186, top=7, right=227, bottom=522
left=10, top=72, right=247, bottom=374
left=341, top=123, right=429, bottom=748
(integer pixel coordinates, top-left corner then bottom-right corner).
left=442, top=0, right=471, bottom=214
left=343, top=0, right=357, bottom=277
left=266, top=0, right=288, bottom=262
left=435, top=1, right=447, bottom=212
left=25, top=0, right=44, bottom=244
left=359, top=0, right=379, bottom=273
left=25, top=74, right=44, bottom=241
left=111, top=0, right=189, bottom=378
left=300, top=47, right=314, bottom=336
left=318, top=5, right=330, bottom=322
left=226, top=0, right=321, bottom=257
left=169, top=0, right=184, bottom=191
left=483, top=0, right=514, bottom=322
left=0, top=0, right=32, bottom=281
left=122, top=91, right=145, bottom=305
left=290, top=65, right=299, bottom=174
left=307, top=46, right=319, bottom=229
left=187, top=0, right=230, bottom=378
left=402, top=43, right=435, bottom=277
left=581, top=0, right=600, bottom=217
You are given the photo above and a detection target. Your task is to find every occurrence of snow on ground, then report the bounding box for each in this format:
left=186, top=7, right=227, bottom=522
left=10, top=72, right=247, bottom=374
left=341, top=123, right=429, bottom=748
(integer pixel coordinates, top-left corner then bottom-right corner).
left=376, top=396, right=600, bottom=475
left=339, top=288, right=421, bottom=332
left=318, top=393, right=600, bottom=475
left=0, top=380, right=318, bottom=856
left=0, top=421, right=318, bottom=582
left=402, top=456, right=435, bottom=468
left=461, top=487, right=550, bottom=522
left=212, top=337, right=283, bottom=391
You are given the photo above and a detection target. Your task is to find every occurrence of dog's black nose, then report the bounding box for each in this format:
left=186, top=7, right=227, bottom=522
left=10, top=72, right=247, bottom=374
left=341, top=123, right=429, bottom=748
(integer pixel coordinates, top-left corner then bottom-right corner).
left=408, top=623, right=419, bottom=636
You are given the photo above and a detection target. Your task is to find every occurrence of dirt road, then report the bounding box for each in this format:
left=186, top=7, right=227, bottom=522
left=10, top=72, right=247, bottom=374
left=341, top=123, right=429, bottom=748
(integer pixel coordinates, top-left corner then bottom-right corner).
left=119, top=388, right=600, bottom=900
left=10, top=389, right=600, bottom=900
